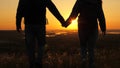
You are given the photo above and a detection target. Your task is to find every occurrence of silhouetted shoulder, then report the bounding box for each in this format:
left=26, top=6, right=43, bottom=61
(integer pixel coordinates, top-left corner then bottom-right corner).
left=18, top=0, right=27, bottom=5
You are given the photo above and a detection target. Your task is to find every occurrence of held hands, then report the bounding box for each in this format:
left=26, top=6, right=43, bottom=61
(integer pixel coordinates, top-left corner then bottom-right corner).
left=62, top=18, right=72, bottom=28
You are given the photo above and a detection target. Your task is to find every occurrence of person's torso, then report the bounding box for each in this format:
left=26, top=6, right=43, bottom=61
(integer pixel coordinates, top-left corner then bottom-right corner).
left=77, top=2, right=98, bottom=30
left=23, top=0, right=48, bottom=25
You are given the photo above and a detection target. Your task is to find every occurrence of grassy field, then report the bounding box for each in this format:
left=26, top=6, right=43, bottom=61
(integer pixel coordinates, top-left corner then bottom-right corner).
left=0, top=30, right=120, bottom=68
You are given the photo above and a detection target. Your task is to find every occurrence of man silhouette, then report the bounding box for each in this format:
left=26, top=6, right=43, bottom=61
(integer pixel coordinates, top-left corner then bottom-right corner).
left=64, top=0, right=106, bottom=68
left=16, top=0, right=65, bottom=68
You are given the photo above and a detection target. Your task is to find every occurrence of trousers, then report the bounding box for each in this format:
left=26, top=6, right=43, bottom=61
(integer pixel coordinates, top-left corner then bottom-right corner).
left=25, top=24, right=46, bottom=67
left=78, top=23, right=98, bottom=68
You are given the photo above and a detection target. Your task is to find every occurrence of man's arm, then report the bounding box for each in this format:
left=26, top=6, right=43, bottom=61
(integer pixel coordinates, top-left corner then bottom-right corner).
left=46, top=0, right=65, bottom=26
left=16, top=0, right=24, bottom=32
left=97, top=3, right=106, bottom=35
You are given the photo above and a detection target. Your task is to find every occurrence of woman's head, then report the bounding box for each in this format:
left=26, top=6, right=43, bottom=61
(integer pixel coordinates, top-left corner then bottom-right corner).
left=79, top=0, right=102, bottom=4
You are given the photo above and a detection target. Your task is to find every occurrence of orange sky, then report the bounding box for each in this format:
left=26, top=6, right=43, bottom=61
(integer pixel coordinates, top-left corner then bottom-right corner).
left=0, top=0, right=120, bottom=30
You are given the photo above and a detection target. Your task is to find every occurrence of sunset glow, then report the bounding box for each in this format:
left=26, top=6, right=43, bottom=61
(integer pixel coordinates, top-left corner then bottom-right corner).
left=0, top=0, right=120, bottom=30
left=66, top=18, right=78, bottom=30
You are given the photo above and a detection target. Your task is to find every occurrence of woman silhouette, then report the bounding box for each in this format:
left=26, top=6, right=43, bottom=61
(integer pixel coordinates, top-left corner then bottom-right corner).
left=65, top=0, right=106, bottom=68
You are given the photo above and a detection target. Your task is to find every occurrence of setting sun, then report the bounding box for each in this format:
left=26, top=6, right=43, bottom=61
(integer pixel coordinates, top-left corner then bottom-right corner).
left=67, top=18, right=78, bottom=30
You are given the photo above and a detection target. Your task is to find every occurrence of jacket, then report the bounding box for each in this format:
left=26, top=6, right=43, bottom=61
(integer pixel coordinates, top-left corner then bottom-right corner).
left=68, top=0, right=106, bottom=32
left=16, top=0, right=64, bottom=28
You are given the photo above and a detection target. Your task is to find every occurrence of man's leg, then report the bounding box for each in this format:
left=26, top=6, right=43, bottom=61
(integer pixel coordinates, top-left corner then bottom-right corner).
left=35, top=25, right=46, bottom=68
left=25, top=25, right=36, bottom=68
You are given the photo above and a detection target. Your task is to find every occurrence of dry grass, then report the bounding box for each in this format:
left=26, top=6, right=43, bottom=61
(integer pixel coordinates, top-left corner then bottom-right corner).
left=0, top=30, right=120, bottom=68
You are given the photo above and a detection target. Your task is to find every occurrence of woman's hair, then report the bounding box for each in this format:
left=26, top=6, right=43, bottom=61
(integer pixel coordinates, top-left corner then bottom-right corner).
left=79, top=0, right=102, bottom=4
left=98, top=0, right=102, bottom=3
left=95, top=0, right=102, bottom=6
